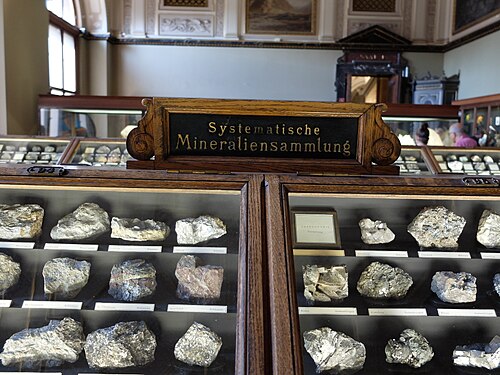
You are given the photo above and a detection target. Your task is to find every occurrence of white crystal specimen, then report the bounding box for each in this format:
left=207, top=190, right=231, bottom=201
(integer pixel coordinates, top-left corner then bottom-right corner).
left=175, top=215, right=226, bottom=245
left=476, top=209, right=500, bottom=248
left=359, top=218, right=395, bottom=244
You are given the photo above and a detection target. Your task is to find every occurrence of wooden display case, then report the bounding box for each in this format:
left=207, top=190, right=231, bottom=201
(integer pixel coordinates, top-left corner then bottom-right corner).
left=453, top=94, right=500, bottom=143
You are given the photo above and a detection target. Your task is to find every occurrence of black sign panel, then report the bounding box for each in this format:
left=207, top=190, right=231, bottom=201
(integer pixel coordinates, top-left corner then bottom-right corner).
left=168, top=113, right=358, bottom=159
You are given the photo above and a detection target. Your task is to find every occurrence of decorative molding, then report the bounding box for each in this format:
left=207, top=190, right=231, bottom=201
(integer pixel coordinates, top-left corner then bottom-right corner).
left=426, top=0, right=437, bottom=42
left=146, top=0, right=156, bottom=35
left=159, top=14, right=213, bottom=36
left=402, top=0, right=413, bottom=39
left=336, top=0, right=346, bottom=39
left=162, top=0, right=208, bottom=6
left=215, top=0, right=224, bottom=37
left=352, top=0, right=396, bottom=13
left=348, top=21, right=401, bottom=35
left=123, top=0, right=132, bottom=35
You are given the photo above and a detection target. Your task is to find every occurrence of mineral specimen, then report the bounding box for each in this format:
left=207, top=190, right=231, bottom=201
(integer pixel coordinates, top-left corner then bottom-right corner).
left=84, top=321, right=156, bottom=369
left=0, top=252, right=21, bottom=293
left=356, top=261, right=413, bottom=299
left=50, top=202, right=110, bottom=240
left=453, top=335, right=500, bottom=370
left=0, top=317, right=84, bottom=368
left=175, top=255, right=224, bottom=301
left=476, top=209, right=500, bottom=248
left=111, top=216, right=170, bottom=242
left=303, top=327, right=366, bottom=374
left=108, top=259, right=157, bottom=301
left=494, top=273, right=500, bottom=297
left=174, top=322, right=222, bottom=367
left=42, top=257, right=91, bottom=299
left=431, top=271, right=477, bottom=303
left=359, top=218, right=395, bottom=244
left=303, top=264, right=348, bottom=302
left=0, top=203, right=44, bottom=239
left=407, top=206, right=466, bottom=248
left=385, top=329, right=434, bottom=368
left=175, top=215, right=226, bottom=245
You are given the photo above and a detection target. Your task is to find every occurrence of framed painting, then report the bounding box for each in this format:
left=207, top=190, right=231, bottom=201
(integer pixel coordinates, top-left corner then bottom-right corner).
left=453, top=0, right=500, bottom=34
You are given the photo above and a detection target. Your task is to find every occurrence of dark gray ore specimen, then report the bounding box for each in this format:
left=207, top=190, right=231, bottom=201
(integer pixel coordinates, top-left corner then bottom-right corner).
left=111, top=216, right=170, bottom=242
left=356, top=261, right=413, bottom=299
left=0, top=317, right=84, bottom=368
left=385, top=329, right=434, bottom=368
left=50, top=202, right=110, bottom=240
left=42, top=257, right=91, bottom=298
left=174, top=322, right=222, bottom=367
left=476, top=209, right=500, bottom=248
left=175, top=255, right=224, bottom=301
left=494, top=273, right=500, bottom=297
left=453, top=335, right=500, bottom=370
left=0, top=203, right=44, bottom=239
left=431, top=271, right=477, bottom=303
left=108, top=259, right=157, bottom=301
left=303, top=327, right=366, bottom=374
left=303, top=264, right=348, bottom=302
left=84, top=321, right=156, bottom=369
left=0, top=252, right=21, bottom=293
left=175, top=215, right=226, bottom=244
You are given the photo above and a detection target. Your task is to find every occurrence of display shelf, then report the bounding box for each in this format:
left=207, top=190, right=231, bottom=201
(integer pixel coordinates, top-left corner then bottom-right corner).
left=0, top=136, right=70, bottom=165
left=62, top=138, right=131, bottom=167
left=428, top=146, right=500, bottom=175
left=396, top=147, right=432, bottom=174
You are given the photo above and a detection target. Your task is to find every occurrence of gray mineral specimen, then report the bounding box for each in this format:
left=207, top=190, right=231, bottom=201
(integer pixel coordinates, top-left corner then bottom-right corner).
left=359, top=218, right=395, bottom=244
left=0, top=252, right=21, bottom=293
left=108, top=259, right=157, bottom=301
left=0, top=317, right=84, bottom=368
left=175, top=255, right=224, bottom=301
left=303, top=264, right=348, bottom=302
left=385, top=329, right=434, bottom=368
left=84, top=321, right=156, bottom=369
left=407, top=206, right=466, bottom=248
left=111, top=216, right=170, bottom=242
left=175, top=215, right=226, bottom=245
left=174, top=322, right=222, bottom=367
left=42, top=257, right=91, bottom=299
left=50, top=202, right=110, bottom=240
left=494, top=273, right=500, bottom=297
left=431, top=271, right=477, bottom=303
left=476, top=209, right=500, bottom=248
left=303, top=327, right=366, bottom=374
left=0, top=203, right=44, bottom=239
left=357, top=261, right=413, bottom=299
left=453, top=335, right=500, bottom=370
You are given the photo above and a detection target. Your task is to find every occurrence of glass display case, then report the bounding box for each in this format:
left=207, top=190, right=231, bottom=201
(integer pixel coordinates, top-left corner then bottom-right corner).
left=396, top=147, right=432, bottom=174
left=62, top=138, right=131, bottom=167
left=0, top=136, right=70, bottom=165
left=428, top=147, right=500, bottom=175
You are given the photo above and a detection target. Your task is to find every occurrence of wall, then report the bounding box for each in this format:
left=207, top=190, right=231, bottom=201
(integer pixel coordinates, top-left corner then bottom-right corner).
left=403, top=52, right=444, bottom=80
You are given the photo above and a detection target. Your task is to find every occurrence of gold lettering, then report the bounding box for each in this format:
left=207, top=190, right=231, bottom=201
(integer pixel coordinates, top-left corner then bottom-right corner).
left=333, top=143, right=341, bottom=153
left=220, top=140, right=227, bottom=150
left=314, top=127, right=320, bottom=136
left=296, top=127, right=303, bottom=135
left=280, top=143, right=288, bottom=151
left=210, top=140, right=218, bottom=150
left=288, top=127, right=294, bottom=135
left=270, top=141, right=278, bottom=151
left=323, top=142, right=331, bottom=152
left=208, top=122, right=216, bottom=134
left=254, top=126, right=264, bottom=134
left=228, top=141, right=236, bottom=151
left=259, top=142, right=268, bottom=151
left=245, top=126, right=251, bottom=134
left=290, top=142, right=301, bottom=152
left=218, top=125, right=227, bottom=137
left=304, top=124, right=311, bottom=136
left=176, top=133, right=191, bottom=150
left=304, top=142, right=315, bottom=152
left=343, top=140, right=351, bottom=156
left=198, top=139, right=207, bottom=150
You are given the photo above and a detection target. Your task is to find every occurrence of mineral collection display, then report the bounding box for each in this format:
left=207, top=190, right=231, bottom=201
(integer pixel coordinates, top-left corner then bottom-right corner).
left=174, top=322, right=222, bottom=367
left=476, top=209, right=500, bottom=248
left=84, top=321, right=157, bottom=369
left=111, top=217, right=170, bottom=242
left=453, top=335, right=500, bottom=370
left=175, top=215, right=226, bottom=244
left=385, top=329, right=434, bottom=368
left=302, top=264, right=348, bottom=302
left=303, top=327, right=366, bottom=374
left=407, top=206, right=466, bottom=248
left=50, top=202, right=110, bottom=240
left=494, top=273, right=500, bottom=297
left=356, top=261, right=413, bottom=299
left=175, top=255, right=224, bottom=301
left=108, top=259, right=157, bottom=301
left=42, top=257, right=91, bottom=298
left=0, top=252, right=21, bottom=293
left=358, top=218, right=395, bottom=244
left=0, top=317, right=84, bottom=368
left=431, top=271, right=477, bottom=303
left=0, top=203, right=44, bottom=239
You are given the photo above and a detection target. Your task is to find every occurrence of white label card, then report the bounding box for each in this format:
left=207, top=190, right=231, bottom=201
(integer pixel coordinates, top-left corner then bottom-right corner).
left=22, top=301, right=82, bottom=310
left=368, top=308, right=427, bottom=317
left=437, top=309, right=497, bottom=317
left=167, top=304, right=228, bottom=313
left=298, top=307, right=357, bottom=316
left=0, top=299, right=12, bottom=307
left=481, top=252, right=500, bottom=259
left=44, top=243, right=99, bottom=251
left=94, top=302, right=155, bottom=312
left=355, top=250, right=408, bottom=258
left=173, top=246, right=227, bottom=254
left=108, top=245, right=162, bottom=252
left=0, top=241, right=35, bottom=249
left=418, top=251, right=471, bottom=259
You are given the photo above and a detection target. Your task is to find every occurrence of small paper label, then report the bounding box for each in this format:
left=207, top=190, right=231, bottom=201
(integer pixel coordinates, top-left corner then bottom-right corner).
left=44, top=243, right=99, bottom=251
left=22, top=301, right=82, bottom=310
left=298, top=307, right=357, bottom=316
left=167, top=304, right=228, bottom=313
left=437, top=309, right=497, bottom=317
left=0, top=299, right=12, bottom=307
left=108, top=245, right=162, bottom=252
left=355, top=250, right=408, bottom=258
left=368, top=308, right=427, bottom=316
left=94, top=302, right=155, bottom=312
left=418, top=251, right=471, bottom=259
left=0, top=241, right=35, bottom=249
left=173, top=246, right=227, bottom=254
left=481, top=252, right=500, bottom=259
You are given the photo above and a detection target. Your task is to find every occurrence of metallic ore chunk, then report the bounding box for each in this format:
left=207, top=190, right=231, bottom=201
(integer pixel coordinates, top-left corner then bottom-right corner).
left=453, top=335, right=500, bottom=370
left=174, top=322, right=222, bottom=367
left=385, top=329, right=434, bottom=368
left=359, top=218, right=395, bottom=244
left=494, top=273, right=500, bottom=297
left=108, top=259, right=157, bottom=301
left=42, top=257, right=91, bottom=299
left=303, top=327, right=366, bottom=374
left=0, top=317, right=84, bottom=368
left=111, top=216, right=170, bottom=242
left=0, top=252, right=21, bottom=293
left=175, top=215, right=226, bottom=245
left=357, top=261, right=413, bottom=299
left=303, top=264, right=348, bottom=302
left=0, top=203, right=44, bottom=239
left=407, top=206, right=466, bottom=248
left=50, top=202, right=110, bottom=240
left=175, top=255, right=223, bottom=301
left=476, top=209, right=500, bottom=248
left=431, top=271, right=477, bottom=303
left=84, top=321, right=156, bottom=369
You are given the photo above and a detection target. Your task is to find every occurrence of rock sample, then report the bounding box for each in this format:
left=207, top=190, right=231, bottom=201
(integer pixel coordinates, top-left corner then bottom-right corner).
left=42, top=257, right=91, bottom=299
left=0, top=252, right=21, bottom=293
left=431, top=271, right=477, bottom=303
left=303, top=264, right=348, bottom=302
left=494, top=273, right=500, bottom=297
left=108, top=259, right=157, bottom=301
left=303, top=327, right=366, bottom=374
left=476, top=209, right=500, bottom=248
left=0, top=317, right=84, bottom=368
left=407, top=206, right=466, bottom=248
left=0, top=203, right=44, bottom=239
left=111, top=217, right=170, bottom=242
left=50, top=202, right=110, bottom=240
left=175, top=215, right=226, bottom=245
left=84, top=321, right=156, bottom=369
left=174, top=322, right=222, bottom=367
left=453, top=335, right=500, bottom=370
left=175, top=255, right=224, bottom=301
left=385, top=329, right=434, bottom=368
left=357, top=261, right=413, bottom=299
left=359, top=218, right=395, bottom=244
